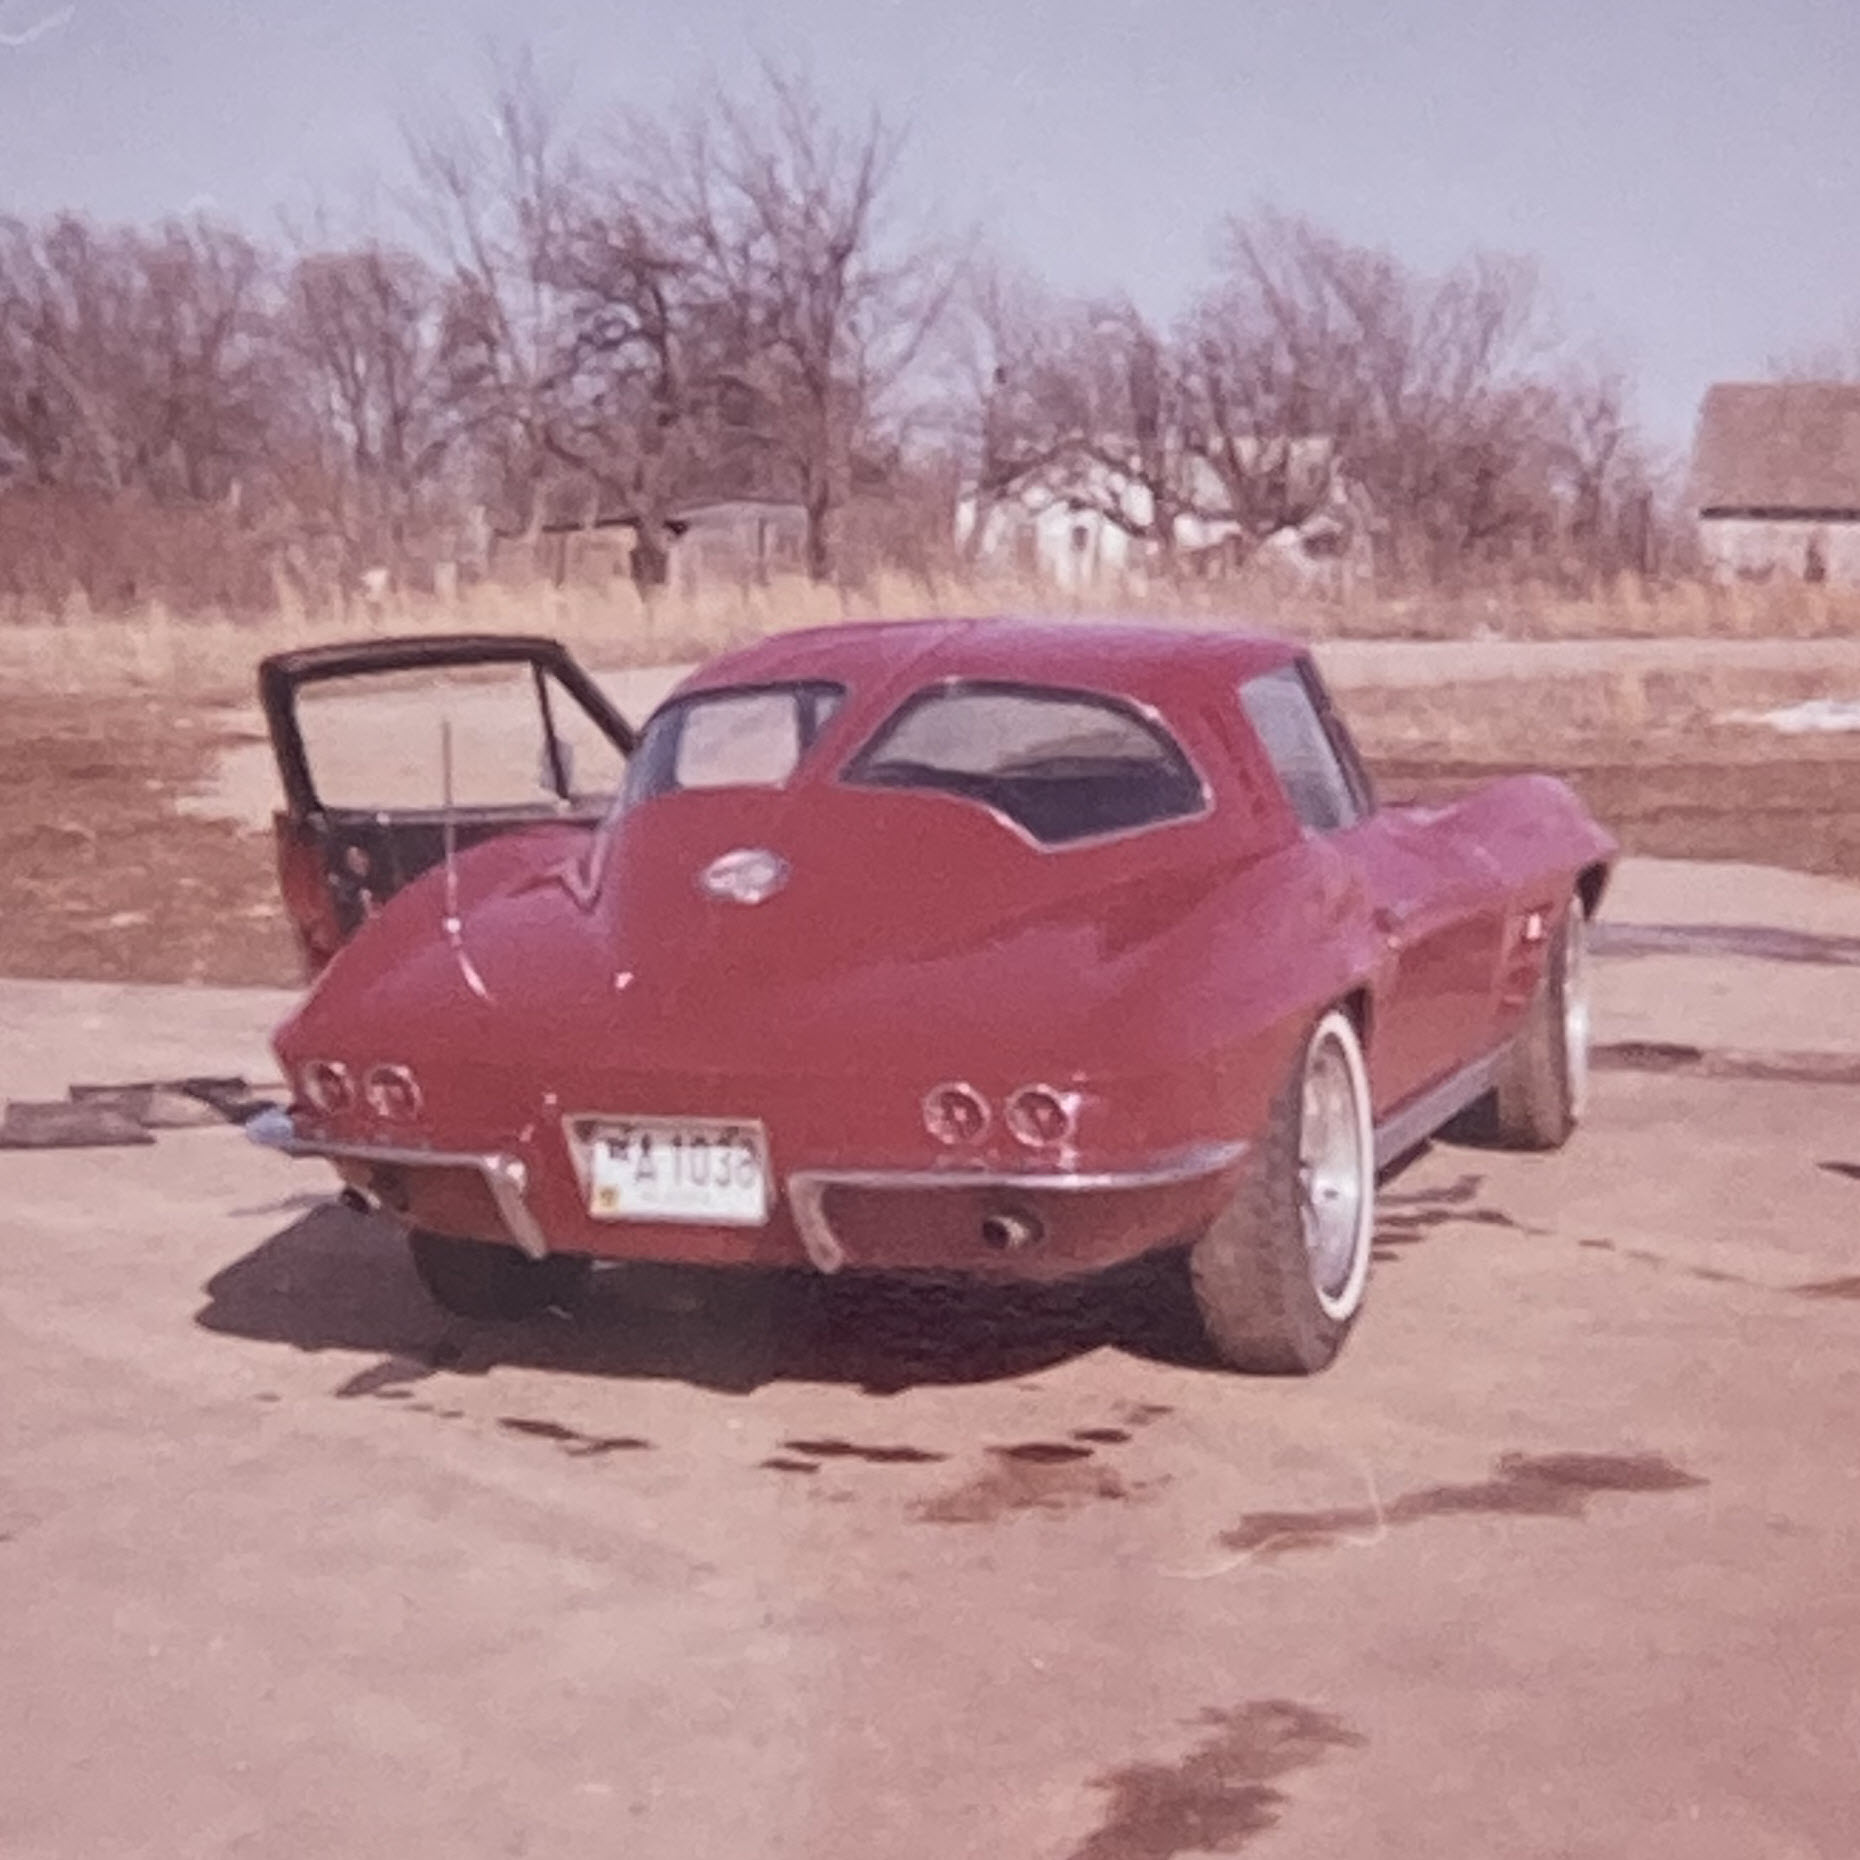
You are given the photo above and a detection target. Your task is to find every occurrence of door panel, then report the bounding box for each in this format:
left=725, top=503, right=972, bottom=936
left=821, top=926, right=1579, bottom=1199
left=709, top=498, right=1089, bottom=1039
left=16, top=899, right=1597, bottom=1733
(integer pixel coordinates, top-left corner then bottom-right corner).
left=260, top=634, right=635, bottom=975
left=1345, top=803, right=1510, bottom=1107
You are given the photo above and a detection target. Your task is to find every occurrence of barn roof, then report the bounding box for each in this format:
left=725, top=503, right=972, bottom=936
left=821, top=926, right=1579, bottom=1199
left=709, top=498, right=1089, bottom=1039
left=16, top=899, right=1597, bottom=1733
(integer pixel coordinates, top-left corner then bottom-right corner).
left=1692, top=382, right=1860, bottom=515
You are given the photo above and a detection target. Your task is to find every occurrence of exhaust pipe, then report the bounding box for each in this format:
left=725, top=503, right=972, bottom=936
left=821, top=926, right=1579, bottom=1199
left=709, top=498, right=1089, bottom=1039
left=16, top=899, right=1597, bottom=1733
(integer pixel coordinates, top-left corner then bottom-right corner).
left=980, top=1206, right=1044, bottom=1253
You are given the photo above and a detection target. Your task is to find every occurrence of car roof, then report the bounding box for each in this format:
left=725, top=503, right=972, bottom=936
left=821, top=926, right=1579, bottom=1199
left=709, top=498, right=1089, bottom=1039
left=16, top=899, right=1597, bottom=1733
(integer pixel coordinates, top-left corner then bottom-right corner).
left=672, top=616, right=1307, bottom=711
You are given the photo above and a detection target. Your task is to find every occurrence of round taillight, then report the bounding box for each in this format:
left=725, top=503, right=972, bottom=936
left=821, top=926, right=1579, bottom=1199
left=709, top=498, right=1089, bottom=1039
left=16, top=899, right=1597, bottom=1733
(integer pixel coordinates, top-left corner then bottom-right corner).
left=1005, top=1085, right=1079, bottom=1150
left=923, top=1082, right=990, bottom=1146
left=301, top=1059, right=355, bottom=1115
left=363, top=1064, right=423, bottom=1123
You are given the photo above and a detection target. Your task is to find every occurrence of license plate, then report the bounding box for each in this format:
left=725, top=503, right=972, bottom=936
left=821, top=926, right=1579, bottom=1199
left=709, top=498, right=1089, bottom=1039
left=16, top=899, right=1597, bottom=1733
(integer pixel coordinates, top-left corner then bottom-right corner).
left=582, top=1119, right=770, bottom=1226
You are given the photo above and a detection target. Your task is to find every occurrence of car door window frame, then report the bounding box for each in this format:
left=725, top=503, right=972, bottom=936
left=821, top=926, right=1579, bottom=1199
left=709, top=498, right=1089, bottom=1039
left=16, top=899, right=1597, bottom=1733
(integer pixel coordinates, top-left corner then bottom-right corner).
left=1294, top=657, right=1378, bottom=820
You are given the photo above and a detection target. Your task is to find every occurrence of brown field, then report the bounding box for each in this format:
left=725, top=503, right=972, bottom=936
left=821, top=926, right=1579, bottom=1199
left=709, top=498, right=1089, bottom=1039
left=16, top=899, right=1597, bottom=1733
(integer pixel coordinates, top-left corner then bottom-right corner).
left=4, top=578, right=1856, bottom=987
left=3, top=613, right=1857, bottom=988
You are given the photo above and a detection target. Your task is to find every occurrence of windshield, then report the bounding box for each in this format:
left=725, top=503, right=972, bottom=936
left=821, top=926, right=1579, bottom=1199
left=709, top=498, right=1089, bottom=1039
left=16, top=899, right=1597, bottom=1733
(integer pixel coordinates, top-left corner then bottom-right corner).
left=620, top=681, right=845, bottom=808
left=843, top=681, right=1206, bottom=845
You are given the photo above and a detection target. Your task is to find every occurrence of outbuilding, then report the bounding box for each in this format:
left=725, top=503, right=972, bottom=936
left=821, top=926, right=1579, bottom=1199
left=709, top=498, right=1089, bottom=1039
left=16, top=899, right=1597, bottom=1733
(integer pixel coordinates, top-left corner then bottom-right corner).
left=1692, top=382, right=1860, bottom=584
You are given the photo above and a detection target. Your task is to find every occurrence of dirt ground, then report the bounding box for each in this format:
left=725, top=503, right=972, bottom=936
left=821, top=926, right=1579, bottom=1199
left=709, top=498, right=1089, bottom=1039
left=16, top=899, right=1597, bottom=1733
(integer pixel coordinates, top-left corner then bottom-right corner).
left=3, top=882, right=1860, bottom=1856
left=0, top=694, right=295, bottom=985
left=4, top=637, right=1860, bottom=1856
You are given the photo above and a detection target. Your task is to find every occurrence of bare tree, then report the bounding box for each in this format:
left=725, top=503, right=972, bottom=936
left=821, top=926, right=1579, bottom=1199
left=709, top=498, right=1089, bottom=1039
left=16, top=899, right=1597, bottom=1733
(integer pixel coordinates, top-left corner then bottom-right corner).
left=949, top=270, right=1207, bottom=574
left=1769, top=314, right=1860, bottom=382
left=0, top=213, right=276, bottom=506
left=404, top=51, right=585, bottom=537
left=278, top=240, right=462, bottom=585
left=544, top=174, right=729, bottom=587
left=1188, top=213, right=1565, bottom=582
left=0, top=212, right=283, bottom=609
left=637, top=63, right=956, bottom=581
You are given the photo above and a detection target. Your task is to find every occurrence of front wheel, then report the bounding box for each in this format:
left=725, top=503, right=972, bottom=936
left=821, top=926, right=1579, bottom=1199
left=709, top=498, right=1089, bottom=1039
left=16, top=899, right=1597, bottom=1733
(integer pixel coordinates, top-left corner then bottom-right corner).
left=1489, top=897, right=1589, bottom=1150
left=1189, top=1007, right=1376, bottom=1375
left=407, top=1230, right=591, bottom=1321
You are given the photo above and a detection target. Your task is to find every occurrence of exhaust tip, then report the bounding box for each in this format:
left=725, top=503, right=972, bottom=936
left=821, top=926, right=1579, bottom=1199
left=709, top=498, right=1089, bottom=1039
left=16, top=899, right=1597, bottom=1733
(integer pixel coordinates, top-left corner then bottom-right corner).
left=980, top=1207, right=1044, bottom=1253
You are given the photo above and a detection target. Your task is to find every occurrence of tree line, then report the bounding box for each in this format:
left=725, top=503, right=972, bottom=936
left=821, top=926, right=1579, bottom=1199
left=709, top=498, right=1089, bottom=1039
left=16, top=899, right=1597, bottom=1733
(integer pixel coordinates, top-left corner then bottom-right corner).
left=0, top=58, right=1674, bottom=617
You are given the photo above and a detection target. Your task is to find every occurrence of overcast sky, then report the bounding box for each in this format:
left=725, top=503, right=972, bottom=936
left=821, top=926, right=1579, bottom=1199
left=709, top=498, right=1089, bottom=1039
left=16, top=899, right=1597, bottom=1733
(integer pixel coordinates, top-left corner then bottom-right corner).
left=4, top=0, right=1858, bottom=455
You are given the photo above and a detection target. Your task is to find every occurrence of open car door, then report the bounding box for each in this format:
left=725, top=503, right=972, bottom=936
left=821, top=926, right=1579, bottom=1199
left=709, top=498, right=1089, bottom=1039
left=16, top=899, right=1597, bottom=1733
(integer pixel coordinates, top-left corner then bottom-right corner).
left=260, top=633, right=637, bottom=977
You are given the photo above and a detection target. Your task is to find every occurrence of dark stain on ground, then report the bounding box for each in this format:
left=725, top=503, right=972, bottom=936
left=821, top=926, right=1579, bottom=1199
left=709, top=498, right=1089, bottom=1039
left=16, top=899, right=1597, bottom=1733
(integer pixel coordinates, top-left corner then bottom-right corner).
left=1120, top=1403, right=1175, bottom=1427
left=1592, top=920, right=1860, bottom=967
left=1793, top=1276, right=1860, bottom=1301
left=1219, top=1450, right=1705, bottom=1559
left=1819, top=1161, right=1860, bottom=1183
left=1599, top=1040, right=1705, bottom=1072
left=1593, top=1041, right=1860, bottom=1086
left=1372, top=1173, right=1530, bottom=1260
left=497, top=1416, right=653, bottom=1457
left=1073, top=1427, right=1133, bottom=1445
left=1576, top=1236, right=1761, bottom=1290
left=1068, top=1700, right=1366, bottom=1860
left=917, top=1445, right=1141, bottom=1523
left=779, top=1437, right=948, bottom=1465
left=761, top=1456, right=821, bottom=1475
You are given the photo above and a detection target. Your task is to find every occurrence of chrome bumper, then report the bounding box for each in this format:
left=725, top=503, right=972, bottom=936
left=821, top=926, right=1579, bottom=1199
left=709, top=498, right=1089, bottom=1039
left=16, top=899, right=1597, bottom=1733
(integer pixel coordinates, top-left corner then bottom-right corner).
left=245, top=1106, right=551, bottom=1260
left=786, top=1140, right=1250, bottom=1274
left=250, top=1107, right=1247, bottom=1278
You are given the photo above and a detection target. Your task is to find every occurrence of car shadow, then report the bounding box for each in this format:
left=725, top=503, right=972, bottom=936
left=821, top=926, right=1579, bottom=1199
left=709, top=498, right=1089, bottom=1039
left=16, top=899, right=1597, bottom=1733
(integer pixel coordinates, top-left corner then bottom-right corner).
left=194, top=1200, right=1222, bottom=1396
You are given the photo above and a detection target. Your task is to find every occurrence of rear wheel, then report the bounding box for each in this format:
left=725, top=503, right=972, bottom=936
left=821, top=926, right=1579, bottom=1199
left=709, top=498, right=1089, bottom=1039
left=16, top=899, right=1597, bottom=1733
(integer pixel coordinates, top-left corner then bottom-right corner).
left=1490, top=897, right=1588, bottom=1150
left=1189, top=1008, right=1375, bottom=1375
left=407, top=1230, right=591, bottom=1321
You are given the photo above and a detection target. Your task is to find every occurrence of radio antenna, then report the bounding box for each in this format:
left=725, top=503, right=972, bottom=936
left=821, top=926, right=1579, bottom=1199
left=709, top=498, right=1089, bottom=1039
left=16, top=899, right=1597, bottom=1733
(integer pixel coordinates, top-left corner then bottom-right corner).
left=439, top=715, right=491, bottom=1001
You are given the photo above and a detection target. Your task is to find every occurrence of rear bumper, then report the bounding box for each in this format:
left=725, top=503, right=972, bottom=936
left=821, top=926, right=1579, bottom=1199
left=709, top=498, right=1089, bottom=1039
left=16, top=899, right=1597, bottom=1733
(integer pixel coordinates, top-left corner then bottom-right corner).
left=788, top=1146, right=1248, bottom=1274
left=248, top=1107, right=1248, bottom=1278
left=246, top=1108, right=551, bottom=1259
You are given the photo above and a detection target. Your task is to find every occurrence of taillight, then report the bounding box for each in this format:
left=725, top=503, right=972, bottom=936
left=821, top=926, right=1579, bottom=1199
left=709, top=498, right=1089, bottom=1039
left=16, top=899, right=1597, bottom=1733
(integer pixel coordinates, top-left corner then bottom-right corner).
left=363, top=1064, right=423, bottom=1123
left=923, top=1082, right=990, bottom=1146
left=301, top=1059, right=355, bottom=1115
left=1005, top=1085, right=1080, bottom=1149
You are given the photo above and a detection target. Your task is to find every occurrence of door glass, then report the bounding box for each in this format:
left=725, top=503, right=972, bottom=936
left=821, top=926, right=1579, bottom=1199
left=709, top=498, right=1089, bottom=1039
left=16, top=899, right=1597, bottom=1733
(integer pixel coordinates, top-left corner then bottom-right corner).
left=1238, top=666, right=1363, bottom=833
left=296, top=662, right=621, bottom=812
left=541, top=672, right=628, bottom=805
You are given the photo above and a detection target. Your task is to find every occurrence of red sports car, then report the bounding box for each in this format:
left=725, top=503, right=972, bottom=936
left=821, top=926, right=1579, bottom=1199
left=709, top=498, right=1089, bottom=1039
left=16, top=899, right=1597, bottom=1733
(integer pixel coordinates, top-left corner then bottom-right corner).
left=251, top=619, right=1615, bottom=1374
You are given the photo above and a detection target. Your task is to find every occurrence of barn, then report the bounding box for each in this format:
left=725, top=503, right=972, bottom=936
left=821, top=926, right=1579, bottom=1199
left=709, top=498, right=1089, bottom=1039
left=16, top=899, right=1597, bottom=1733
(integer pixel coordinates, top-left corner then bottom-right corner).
left=1692, top=382, right=1860, bottom=584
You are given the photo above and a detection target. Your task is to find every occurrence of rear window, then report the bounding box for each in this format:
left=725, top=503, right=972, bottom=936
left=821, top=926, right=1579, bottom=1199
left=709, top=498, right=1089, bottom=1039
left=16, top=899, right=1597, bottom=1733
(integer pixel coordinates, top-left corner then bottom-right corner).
left=843, top=682, right=1205, bottom=846
left=623, top=682, right=844, bottom=804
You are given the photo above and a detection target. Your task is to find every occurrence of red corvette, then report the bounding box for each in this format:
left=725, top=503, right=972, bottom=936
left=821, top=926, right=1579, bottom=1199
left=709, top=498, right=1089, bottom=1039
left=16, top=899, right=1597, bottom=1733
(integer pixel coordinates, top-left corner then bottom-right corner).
left=251, top=619, right=1614, bottom=1373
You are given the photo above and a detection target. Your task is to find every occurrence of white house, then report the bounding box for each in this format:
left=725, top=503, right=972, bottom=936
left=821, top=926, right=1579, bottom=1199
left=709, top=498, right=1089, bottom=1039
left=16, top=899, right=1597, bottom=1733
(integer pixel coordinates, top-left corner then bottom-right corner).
left=954, top=438, right=1371, bottom=594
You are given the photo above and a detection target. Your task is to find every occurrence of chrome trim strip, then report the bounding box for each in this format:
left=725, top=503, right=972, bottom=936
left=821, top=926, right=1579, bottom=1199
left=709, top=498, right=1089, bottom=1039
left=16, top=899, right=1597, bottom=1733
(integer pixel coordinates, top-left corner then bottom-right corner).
left=1371, top=1046, right=1506, bottom=1171
left=244, top=1112, right=552, bottom=1261
left=785, top=1139, right=1251, bottom=1277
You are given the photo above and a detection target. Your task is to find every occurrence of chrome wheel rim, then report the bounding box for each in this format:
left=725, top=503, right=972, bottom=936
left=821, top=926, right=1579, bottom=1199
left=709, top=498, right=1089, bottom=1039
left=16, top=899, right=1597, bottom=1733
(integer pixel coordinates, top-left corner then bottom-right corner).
left=1563, top=906, right=1591, bottom=1119
left=1298, top=1025, right=1370, bottom=1316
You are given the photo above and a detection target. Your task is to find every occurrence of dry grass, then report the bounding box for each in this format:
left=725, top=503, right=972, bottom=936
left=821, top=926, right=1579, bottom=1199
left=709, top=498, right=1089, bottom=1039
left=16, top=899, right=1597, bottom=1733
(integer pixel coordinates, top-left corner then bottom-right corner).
left=0, top=692, right=296, bottom=985
left=5, top=572, right=1860, bottom=700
